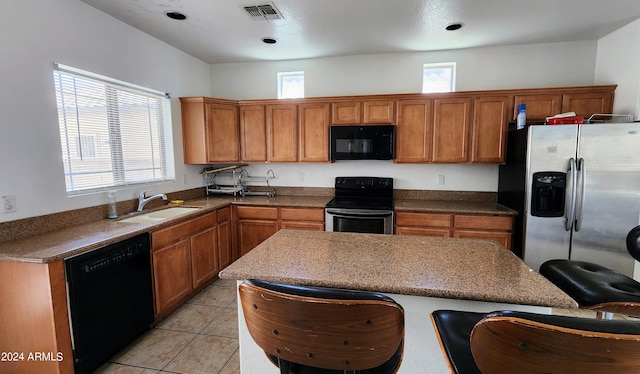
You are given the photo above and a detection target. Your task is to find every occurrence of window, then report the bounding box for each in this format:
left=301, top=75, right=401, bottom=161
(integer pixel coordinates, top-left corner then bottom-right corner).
left=422, top=62, right=456, bottom=93
left=53, top=63, right=174, bottom=194
left=277, top=71, right=304, bottom=99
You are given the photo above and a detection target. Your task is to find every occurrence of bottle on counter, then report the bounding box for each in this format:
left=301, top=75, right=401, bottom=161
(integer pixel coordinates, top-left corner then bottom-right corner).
left=517, top=103, right=527, bottom=129
left=107, top=191, right=118, bottom=219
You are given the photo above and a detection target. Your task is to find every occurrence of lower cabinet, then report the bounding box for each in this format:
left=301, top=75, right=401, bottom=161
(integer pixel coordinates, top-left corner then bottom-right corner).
left=151, top=212, right=218, bottom=318
left=217, top=206, right=233, bottom=269
left=395, top=211, right=514, bottom=250
left=234, top=206, right=325, bottom=256
left=235, top=206, right=280, bottom=257
left=280, top=207, right=325, bottom=231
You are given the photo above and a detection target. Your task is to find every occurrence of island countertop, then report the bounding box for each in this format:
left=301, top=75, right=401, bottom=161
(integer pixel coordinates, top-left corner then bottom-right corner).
left=219, top=229, right=577, bottom=308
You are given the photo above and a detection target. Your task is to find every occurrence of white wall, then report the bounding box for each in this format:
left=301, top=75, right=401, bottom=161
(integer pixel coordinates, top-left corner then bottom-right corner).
left=210, top=40, right=599, bottom=195
left=210, top=40, right=598, bottom=99
left=0, top=0, right=211, bottom=222
left=595, top=18, right=640, bottom=120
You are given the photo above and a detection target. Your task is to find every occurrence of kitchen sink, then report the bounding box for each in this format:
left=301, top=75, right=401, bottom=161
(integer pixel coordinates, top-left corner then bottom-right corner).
left=118, top=207, right=200, bottom=224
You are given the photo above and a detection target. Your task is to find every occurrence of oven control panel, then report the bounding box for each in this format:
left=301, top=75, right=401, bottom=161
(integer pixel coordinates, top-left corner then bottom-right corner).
left=335, top=177, right=393, bottom=190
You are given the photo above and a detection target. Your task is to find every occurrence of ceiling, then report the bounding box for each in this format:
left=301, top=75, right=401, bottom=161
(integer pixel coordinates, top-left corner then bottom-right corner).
left=80, top=0, right=640, bottom=64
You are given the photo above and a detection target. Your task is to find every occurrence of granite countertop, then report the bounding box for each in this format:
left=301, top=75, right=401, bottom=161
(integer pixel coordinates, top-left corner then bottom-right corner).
left=394, top=199, right=517, bottom=215
left=219, top=230, right=577, bottom=308
left=0, top=194, right=514, bottom=264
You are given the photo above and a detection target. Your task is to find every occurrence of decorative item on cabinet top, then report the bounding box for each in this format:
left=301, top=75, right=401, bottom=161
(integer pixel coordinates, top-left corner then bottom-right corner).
left=202, top=164, right=276, bottom=197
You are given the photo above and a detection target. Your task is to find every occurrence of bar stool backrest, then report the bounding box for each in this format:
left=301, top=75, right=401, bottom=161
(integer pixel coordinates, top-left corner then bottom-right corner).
left=239, top=279, right=404, bottom=373
left=470, top=311, right=640, bottom=374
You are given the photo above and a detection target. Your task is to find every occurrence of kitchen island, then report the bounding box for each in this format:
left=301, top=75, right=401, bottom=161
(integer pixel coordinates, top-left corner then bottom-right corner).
left=219, top=230, right=577, bottom=373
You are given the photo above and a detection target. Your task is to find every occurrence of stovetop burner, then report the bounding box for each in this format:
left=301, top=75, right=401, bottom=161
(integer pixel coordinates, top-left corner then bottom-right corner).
left=325, top=177, right=394, bottom=211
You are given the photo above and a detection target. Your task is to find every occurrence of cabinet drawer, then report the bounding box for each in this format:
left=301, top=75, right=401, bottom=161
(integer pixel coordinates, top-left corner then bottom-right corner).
left=236, top=206, right=279, bottom=220
left=454, top=215, right=513, bottom=231
left=396, top=227, right=450, bottom=238
left=395, top=212, right=452, bottom=227
left=280, top=221, right=325, bottom=231
left=280, top=207, right=324, bottom=222
left=453, top=230, right=512, bottom=249
left=152, top=213, right=216, bottom=249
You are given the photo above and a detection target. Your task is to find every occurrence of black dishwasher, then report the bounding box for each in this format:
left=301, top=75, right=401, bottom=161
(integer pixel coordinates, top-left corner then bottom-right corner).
left=65, top=233, right=153, bottom=374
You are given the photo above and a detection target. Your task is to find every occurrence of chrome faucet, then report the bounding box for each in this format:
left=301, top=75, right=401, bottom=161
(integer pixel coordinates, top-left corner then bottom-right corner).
left=137, top=190, right=168, bottom=212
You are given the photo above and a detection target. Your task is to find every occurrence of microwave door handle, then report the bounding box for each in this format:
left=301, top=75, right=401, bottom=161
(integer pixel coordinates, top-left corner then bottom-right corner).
left=565, top=158, right=577, bottom=231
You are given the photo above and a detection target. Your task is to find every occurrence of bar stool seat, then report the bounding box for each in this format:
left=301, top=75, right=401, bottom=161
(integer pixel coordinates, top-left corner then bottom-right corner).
left=431, top=309, right=640, bottom=374
left=540, top=260, right=640, bottom=316
left=539, top=225, right=640, bottom=317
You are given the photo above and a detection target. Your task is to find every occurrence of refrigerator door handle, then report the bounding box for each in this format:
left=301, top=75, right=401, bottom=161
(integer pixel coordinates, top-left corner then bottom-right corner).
left=565, top=158, right=577, bottom=231
left=575, top=158, right=586, bottom=231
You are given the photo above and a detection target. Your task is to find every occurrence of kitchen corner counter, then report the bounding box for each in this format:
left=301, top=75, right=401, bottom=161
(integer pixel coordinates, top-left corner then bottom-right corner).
left=0, top=197, right=234, bottom=263
left=219, top=229, right=576, bottom=308
left=394, top=199, right=517, bottom=216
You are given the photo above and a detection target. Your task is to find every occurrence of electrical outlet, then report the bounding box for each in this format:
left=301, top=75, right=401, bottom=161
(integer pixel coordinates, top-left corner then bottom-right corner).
left=299, top=172, right=305, bottom=182
left=182, top=174, right=187, bottom=184
left=437, top=175, right=445, bottom=185
left=2, top=195, right=16, bottom=213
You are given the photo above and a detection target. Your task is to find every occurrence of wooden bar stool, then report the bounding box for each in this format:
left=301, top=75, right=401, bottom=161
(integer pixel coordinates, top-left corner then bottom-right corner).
left=239, top=279, right=405, bottom=374
left=540, top=225, right=640, bottom=319
left=431, top=309, right=640, bottom=374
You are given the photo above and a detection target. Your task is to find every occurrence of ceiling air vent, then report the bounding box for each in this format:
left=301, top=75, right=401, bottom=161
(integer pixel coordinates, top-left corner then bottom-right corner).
left=243, top=3, right=283, bottom=21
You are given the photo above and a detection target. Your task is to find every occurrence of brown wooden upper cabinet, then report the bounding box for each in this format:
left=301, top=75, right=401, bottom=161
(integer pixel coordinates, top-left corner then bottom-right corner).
left=299, top=102, right=330, bottom=162
left=432, top=98, right=471, bottom=163
left=239, top=104, right=267, bottom=162
left=239, top=102, right=330, bottom=163
left=395, top=98, right=471, bottom=163
left=331, top=99, right=395, bottom=124
left=267, top=104, right=298, bottom=162
left=471, top=96, right=509, bottom=163
left=561, top=91, right=613, bottom=119
left=180, top=97, right=240, bottom=164
left=395, top=99, right=433, bottom=163
left=182, top=85, right=615, bottom=166
left=513, top=88, right=614, bottom=121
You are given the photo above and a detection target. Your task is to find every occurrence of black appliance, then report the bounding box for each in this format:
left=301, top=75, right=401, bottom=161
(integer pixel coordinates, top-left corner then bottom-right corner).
left=65, top=233, right=153, bottom=374
left=325, top=177, right=394, bottom=234
left=330, top=125, right=395, bottom=161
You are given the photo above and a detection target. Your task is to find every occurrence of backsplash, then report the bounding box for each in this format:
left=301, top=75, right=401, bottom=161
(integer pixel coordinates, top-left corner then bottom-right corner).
left=0, top=187, right=496, bottom=243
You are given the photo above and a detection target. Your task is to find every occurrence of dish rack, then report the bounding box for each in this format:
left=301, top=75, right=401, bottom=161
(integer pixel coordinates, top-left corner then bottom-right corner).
left=586, top=114, right=635, bottom=124
left=202, top=164, right=276, bottom=198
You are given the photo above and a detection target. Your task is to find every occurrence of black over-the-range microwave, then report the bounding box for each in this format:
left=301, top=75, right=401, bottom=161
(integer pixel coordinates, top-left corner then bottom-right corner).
left=330, top=124, right=395, bottom=161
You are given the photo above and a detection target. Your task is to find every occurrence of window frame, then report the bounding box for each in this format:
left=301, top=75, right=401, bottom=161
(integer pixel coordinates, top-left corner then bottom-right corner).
left=422, top=62, right=457, bottom=93
left=277, top=71, right=305, bottom=99
left=52, top=63, right=175, bottom=196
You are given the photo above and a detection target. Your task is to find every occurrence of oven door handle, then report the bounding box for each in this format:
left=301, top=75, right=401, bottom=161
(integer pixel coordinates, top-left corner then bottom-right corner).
left=326, top=209, right=394, bottom=218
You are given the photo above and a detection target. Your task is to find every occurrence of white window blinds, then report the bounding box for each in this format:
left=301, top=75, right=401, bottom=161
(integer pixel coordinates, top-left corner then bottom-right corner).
left=53, top=64, right=174, bottom=194
left=422, top=62, right=456, bottom=93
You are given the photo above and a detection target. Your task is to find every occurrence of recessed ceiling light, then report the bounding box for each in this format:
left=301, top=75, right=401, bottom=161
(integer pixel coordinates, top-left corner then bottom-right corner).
left=165, top=11, right=187, bottom=20
left=262, top=37, right=278, bottom=44
left=445, top=23, right=463, bottom=31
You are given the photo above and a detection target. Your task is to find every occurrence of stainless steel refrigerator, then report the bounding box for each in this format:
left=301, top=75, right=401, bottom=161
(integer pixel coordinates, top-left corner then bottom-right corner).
left=498, top=123, right=640, bottom=277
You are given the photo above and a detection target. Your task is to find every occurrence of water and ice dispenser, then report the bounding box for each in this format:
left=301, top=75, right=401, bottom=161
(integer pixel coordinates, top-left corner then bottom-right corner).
left=531, top=172, right=566, bottom=217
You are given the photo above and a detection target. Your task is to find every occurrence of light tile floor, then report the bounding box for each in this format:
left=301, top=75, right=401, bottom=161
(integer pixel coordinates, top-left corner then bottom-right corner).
left=95, top=278, right=240, bottom=374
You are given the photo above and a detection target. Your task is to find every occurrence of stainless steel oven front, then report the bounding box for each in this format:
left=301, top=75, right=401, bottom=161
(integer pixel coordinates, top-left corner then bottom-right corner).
left=325, top=208, right=394, bottom=234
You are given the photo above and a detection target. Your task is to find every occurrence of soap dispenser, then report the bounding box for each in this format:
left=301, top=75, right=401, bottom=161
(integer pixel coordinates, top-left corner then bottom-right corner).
left=107, top=191, right=118, bottom=219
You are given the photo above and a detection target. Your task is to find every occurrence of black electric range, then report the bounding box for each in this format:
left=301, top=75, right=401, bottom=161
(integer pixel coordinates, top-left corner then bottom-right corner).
left=325, top=177, right=394, bottom=234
